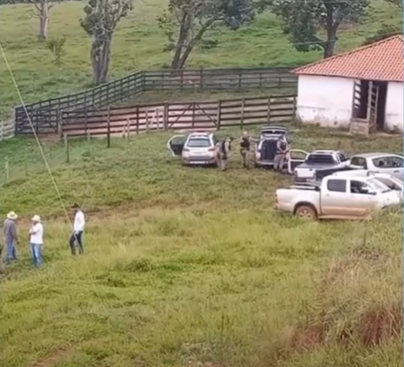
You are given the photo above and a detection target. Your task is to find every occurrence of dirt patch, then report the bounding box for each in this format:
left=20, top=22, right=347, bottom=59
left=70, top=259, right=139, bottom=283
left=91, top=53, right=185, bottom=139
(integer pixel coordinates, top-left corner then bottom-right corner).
left=358, top=301, right=402, bottom=346
left=281, top=322, right=325, bottom=353
left=30, top=346, right=71, bottom=367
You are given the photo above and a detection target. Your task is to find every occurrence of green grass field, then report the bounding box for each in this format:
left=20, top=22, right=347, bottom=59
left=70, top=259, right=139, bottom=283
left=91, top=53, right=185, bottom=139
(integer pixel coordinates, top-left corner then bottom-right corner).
left=1, top=0, right=403, bottom=365
left=0, top=0, right=402, bottom=118
left=1, top=127, right=402, bottom=367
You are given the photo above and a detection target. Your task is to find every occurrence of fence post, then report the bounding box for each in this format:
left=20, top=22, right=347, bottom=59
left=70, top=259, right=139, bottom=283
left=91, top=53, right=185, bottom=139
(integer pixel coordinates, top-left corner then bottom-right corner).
left=292, top=96, right=297, bottom=121
left=277, top=71, right=282, bottom=89
left=85, top=108, right=89, bottom=139
left=267, top=97, right=271, bottom=124
left=136, top=105, right=140, bottom=135
left=5, top=157, right=9, bottom=183
left=240, top=99, right=245, bottom=130
left=238, top=72, right=242, bottom=89
left=200, top=68, right=203, bottom=90
left=146, top=109, right=149, bottom=133
left=107, top=106, right=111, bottom=148
left=216, top=100, right=221, bottom=131
left=192, top=103, right=196, bottom=129
left=259, top=72, right=262, bottom=89
left=64, top=134, right=70, bottom=163
left=126, top=118, right=130, bottom=139
left=163, top=102, right=168, bottom=131
left=180, top=69, right=184, bottom=90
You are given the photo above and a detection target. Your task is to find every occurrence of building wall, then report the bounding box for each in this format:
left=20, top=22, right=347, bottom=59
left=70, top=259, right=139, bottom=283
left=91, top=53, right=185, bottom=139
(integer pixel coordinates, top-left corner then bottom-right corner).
left=385, top=82, right=403, bottom=132
left=296, top=75, right=354, bottom=128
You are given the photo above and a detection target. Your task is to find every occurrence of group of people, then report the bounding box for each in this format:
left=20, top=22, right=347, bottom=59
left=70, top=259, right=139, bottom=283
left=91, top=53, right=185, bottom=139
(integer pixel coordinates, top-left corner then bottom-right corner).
left=215, top=131, right=289, bottom=171
left=1, top=203, right=86, bottom=268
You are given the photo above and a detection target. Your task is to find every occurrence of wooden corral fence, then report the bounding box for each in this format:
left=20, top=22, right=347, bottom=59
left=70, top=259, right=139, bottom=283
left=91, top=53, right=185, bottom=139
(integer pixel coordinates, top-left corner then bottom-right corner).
left=0, top=120, right=15, bottom=141
left=61, top=95, right=297, bottom=138
left=15, top=67, right=298, bottom=135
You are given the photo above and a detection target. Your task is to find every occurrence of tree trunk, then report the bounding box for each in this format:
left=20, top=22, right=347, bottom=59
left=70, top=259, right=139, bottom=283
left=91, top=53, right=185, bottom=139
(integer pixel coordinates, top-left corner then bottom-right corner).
left=323, top=38, right=336, bottom=58
left=323, top=6, right=338, bottom=58
left=171, top=14, right=190, bottom=69
left=90, top=37, right=112, bottom=85
left=173, top=18, right=217, bottom=70
left=38, top=1, right=49, bottom=40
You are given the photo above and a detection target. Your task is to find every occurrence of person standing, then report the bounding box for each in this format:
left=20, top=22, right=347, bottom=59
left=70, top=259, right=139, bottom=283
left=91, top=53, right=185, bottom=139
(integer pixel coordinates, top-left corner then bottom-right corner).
left=239, top=131, right=251, bottom=168
left=273, top=138, right=288, bottom=173
left=29, top=215, right=44, bottom=267
left=217, top=137, right=233, bottom=171
left=3, top=211, right=19, bottom=264
left=69, top=204, right=85, bottom=255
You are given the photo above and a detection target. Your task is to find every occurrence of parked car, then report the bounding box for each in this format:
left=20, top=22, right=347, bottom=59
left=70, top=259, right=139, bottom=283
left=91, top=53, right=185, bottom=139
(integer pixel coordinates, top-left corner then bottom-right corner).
left=167, top=132, right=218, bottom=166
left=275, top=174, right=401, bottom=220
left=254, top=126, right=297, bottom=169
left=293, top=150, right=350, bottom=185
left=301, top=152, right=404, bottom=185
left=347, top=152, right=403, bottom=180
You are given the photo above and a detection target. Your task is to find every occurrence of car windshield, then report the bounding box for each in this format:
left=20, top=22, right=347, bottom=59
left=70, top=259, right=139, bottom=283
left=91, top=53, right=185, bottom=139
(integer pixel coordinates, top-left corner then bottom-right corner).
left=374, top=177, right=402, bottom=191
left=306, top=154, right=335, bottom=164
left=187, top=138, right=211, bottom=148
left=367, top=178, right=391, bottom=193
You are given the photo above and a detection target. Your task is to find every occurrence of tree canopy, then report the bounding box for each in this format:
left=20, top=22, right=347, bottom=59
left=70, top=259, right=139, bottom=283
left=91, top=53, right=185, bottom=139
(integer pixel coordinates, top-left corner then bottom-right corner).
left=258, top=0, right=370, bottom=58
left=158, top=0, right=255, bottom=69
left=81, top=0, right=132, bottom=84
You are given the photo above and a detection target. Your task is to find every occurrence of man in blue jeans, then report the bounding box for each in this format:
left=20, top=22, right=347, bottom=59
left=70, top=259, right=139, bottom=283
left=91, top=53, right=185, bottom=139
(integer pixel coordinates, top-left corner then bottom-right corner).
left=3, top=211, right=19, bottom=264
left=29, top=215, right=44, bottom=267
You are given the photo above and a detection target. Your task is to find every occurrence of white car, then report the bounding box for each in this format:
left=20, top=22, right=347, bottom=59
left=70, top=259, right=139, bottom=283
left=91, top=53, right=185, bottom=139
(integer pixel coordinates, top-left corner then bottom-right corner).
left=348, top=152, right=403, bottom=180
left=167, top=132, right=218, bottom=166
left=275, top=174, right=401, bottom=220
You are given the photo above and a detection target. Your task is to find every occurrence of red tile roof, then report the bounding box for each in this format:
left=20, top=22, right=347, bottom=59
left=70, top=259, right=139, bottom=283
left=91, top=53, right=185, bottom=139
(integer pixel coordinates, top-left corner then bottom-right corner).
left=292, top=35, right=403, bottom=82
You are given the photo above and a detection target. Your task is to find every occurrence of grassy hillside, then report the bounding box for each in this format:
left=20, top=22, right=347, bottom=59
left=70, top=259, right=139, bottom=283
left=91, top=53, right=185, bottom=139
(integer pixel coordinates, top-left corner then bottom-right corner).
left=0, top=0, right=401, bottom=118
left=1, top=127, right=402, bottom=367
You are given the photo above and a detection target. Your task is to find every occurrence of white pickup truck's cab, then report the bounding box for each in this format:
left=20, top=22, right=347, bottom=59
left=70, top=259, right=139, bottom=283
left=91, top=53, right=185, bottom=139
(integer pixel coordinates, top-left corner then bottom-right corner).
left=275, top=174, right=401, bottom=220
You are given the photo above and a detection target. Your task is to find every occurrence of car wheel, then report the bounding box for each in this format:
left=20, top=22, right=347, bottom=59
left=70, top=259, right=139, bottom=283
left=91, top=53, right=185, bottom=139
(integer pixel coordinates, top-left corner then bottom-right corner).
left=294, top=205, right=317, bottom=220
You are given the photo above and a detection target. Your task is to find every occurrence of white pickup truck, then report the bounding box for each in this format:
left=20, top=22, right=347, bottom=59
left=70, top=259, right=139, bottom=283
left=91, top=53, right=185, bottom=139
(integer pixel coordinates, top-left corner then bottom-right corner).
left=275, top=174, right=401, bottom=220
left=293, top=150, right=350, bottom=185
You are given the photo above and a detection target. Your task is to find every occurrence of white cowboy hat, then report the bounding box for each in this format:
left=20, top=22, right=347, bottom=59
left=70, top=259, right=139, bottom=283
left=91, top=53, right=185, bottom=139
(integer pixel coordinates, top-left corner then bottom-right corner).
left=7, top=211, right=18, bottom=220
left=31, top=215, right=41, bottom=222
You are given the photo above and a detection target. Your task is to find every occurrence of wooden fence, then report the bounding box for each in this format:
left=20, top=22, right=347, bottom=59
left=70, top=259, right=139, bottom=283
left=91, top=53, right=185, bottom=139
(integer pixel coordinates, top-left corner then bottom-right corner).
left=60, top=95, right=297, bottom=138
left=15, top=67, right=298, bottom=135
left=0, top=120, right=15, bottom=141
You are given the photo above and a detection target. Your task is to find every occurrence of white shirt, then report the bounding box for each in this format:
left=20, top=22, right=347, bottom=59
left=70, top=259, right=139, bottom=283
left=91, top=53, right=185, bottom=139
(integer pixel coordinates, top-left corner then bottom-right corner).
left=74, top=210, right=85, bottom=233
left=30, top=223, right=43, bottom=244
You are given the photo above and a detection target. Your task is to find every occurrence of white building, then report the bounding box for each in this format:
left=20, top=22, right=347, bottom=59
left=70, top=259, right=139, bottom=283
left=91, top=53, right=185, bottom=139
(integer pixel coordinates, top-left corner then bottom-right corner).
left=292, top=35, right=403, bottom=134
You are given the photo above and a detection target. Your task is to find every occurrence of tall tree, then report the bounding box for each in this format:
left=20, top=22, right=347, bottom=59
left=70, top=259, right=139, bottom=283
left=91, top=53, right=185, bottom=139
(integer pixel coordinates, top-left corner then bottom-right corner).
left=81, top=0, right=132, bottom=85
left=157, top=0, right=255, bottom=70
left=30, top=0, right=59, bottom=40
left=258, top=0, right=370, bottom=58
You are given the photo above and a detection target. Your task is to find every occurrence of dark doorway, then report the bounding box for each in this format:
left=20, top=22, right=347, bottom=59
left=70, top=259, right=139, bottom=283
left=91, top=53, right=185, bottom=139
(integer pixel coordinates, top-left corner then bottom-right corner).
left=357, top=80, right=369, bottom=119
left=374, top=81, right=387, bottom=130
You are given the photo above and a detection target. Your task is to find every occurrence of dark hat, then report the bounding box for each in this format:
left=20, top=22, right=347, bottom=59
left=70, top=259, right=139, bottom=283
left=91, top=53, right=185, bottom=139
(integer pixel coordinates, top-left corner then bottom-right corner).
left=71, top=203, right=80, bottom=209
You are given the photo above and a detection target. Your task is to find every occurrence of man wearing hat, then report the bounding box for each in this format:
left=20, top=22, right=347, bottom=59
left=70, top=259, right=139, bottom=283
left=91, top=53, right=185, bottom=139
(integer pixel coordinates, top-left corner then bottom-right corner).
left=29, top=215, right=44, bottom=267
left=69, top=204, right=85, bottom=255
left=3, top=211, right=19, bottom=264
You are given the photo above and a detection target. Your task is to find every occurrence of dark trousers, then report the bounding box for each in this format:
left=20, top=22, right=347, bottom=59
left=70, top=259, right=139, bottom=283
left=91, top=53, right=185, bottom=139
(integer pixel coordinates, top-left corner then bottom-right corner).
left=69, top=231, right=84, bottom=255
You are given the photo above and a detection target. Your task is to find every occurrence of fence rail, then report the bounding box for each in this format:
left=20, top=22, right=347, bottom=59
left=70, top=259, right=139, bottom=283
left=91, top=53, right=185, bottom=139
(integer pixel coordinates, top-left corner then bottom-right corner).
left=15, top=67, right=298, bottom=135
left=61, top=95, right=297, bottom=137
left=0, top=120, right=15, bottom=141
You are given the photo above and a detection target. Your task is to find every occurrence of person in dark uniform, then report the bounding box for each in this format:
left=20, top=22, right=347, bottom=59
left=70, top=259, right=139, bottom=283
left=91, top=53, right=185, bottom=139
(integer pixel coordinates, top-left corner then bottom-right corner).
left=217, top=137, right=233, bottom=171
left=239, top=131, right=251, bottom=168
left=274, top=137, right=288, bottom=173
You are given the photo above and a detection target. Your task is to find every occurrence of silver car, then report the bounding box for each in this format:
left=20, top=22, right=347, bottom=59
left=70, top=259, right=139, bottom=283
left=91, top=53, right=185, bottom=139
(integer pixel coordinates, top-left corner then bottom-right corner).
left=167, top=132, right=218, bottom=166
left=349, top=152, right=403, bottom=180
